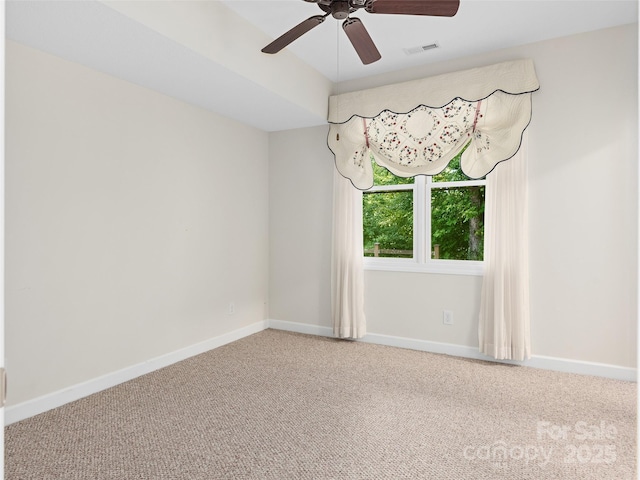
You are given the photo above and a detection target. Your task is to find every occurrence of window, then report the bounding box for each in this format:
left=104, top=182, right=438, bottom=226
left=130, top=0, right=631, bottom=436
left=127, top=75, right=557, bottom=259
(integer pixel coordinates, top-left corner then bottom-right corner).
left=363, top=150, right=485, bottom=275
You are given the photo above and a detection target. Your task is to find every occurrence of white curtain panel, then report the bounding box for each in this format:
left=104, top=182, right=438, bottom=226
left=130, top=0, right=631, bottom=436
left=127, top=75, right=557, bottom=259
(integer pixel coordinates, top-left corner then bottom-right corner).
left=331, top=168, right=366, bottom=339
left=478, top=133, right=531, bottom=360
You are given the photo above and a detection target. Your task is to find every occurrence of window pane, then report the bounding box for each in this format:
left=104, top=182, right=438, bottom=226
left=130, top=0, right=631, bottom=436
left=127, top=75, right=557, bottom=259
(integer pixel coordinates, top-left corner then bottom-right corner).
left=431, top=186, right=485, bottom=260
left=372, top=160, right=414, bottom=186
left=363, top=190, right=413, bottom=258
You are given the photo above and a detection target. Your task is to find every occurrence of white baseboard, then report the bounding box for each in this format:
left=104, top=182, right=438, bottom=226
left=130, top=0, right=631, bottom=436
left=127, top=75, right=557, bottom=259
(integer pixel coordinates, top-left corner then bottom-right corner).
left=267, top=319, right=637, bottom=382
left=5, top=320, right=268, bottom=426
left=268, top=319, right=333, bottom=337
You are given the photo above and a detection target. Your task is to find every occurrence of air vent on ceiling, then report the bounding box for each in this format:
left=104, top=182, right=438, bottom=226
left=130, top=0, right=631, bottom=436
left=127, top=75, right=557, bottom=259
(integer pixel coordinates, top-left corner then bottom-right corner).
left=403, top=42, right=439, bottom=55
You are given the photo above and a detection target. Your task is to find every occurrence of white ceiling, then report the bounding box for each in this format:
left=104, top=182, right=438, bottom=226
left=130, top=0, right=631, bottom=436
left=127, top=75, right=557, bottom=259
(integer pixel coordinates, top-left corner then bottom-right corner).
left=223, top=0, right=638, bottom=82
left=6, top=1, right=638, bottom=131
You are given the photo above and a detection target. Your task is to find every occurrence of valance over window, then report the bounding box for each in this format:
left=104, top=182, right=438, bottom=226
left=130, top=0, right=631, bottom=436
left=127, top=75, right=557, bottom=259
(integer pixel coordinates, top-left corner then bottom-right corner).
left=328, top=59, right=540, bottom=189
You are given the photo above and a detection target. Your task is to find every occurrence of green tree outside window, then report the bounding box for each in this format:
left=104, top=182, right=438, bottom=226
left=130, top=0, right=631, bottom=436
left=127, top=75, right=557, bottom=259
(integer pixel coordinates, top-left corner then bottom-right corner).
left=363, top=151, right=484, bottom=261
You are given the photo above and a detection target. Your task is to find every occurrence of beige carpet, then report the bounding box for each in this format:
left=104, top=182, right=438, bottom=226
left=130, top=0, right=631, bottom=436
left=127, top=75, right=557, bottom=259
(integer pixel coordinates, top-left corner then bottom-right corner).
left=6, top=329, right=637, bottom=479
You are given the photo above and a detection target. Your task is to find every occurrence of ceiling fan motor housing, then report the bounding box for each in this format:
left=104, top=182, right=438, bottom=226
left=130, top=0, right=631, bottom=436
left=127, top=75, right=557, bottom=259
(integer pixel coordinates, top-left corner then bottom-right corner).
left=331, top=1, right=351, bottom=19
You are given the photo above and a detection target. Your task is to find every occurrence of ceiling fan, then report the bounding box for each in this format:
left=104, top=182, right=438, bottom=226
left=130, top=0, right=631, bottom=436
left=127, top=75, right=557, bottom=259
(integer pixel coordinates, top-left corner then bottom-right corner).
left=261, top=0, right=460, bottom=65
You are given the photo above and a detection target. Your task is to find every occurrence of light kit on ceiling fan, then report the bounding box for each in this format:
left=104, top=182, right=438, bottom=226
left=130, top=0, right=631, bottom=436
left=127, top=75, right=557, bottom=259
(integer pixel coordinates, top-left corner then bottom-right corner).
left=261, top=0, right=460, bottom=65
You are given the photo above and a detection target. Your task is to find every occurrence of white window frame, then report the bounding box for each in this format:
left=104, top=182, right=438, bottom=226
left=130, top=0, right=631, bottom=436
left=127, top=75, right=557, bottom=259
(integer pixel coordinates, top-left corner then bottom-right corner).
left=363, top=175, right=485, bottom=276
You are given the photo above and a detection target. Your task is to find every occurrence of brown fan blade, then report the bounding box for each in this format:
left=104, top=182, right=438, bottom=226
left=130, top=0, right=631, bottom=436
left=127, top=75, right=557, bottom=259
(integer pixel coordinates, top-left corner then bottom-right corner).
left=366, top=0, right=460, bottom=17
left=261, top=15, right=327, bottom=54
left=342, top=17, right=381, bottom=65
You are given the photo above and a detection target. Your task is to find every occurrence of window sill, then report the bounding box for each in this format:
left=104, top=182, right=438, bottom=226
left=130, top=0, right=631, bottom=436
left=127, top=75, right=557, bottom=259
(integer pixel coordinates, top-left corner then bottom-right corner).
left=363, top=257, right=484, bottom=276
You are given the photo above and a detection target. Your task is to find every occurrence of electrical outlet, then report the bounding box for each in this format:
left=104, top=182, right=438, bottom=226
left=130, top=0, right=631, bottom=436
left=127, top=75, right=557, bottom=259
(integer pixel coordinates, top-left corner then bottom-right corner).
left=443, top=310, right=453, bottom=325
left=228, top=302, right=235, bottom=315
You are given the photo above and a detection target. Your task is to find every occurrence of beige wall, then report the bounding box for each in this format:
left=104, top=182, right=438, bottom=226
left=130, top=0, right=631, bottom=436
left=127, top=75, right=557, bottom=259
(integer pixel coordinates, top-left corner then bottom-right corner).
left=268, top=126, right=334, bottom=327
left=269, top=24, right=638, bottom=368
left=6, top=41, right=269, bottom=406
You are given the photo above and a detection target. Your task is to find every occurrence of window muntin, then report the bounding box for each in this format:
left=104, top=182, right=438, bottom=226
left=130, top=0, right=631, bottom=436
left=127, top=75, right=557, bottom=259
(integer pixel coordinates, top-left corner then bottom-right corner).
left=363, top=152, right=485, bottom=274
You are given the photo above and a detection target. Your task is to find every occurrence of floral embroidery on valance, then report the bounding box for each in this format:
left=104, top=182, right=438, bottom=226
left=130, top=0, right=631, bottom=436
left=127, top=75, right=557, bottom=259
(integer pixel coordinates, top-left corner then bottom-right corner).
left=327, top=60, right=539, bottom=190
